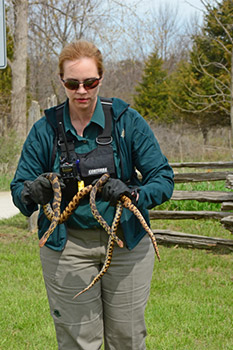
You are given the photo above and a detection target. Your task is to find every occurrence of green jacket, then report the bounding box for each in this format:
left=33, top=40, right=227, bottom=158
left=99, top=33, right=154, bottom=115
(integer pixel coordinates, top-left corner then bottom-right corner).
left=11, top=97, right=174, bottom=250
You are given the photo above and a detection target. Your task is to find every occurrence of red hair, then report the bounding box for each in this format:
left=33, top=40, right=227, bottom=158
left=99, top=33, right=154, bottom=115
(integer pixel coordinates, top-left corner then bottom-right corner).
left=59, top=40, right=104, bottom=78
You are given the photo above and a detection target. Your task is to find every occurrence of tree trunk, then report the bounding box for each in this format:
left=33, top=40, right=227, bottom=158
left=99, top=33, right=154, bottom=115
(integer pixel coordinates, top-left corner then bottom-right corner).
left=231, top=46, right=233, bottom=142
left=11, top=0, right=28, bottom=139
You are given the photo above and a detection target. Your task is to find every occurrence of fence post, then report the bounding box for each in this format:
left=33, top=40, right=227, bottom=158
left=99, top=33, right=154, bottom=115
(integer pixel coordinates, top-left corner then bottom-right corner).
left=27, top=100, right=41, bottom=135
left=46, top=95, right=57, bottom=109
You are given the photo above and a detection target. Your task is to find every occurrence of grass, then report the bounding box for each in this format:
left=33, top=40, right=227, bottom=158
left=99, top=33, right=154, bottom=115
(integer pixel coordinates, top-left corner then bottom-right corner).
left=0, top=213, right=232, bottom=350
left=0, top=214, right=57, bottom=350
left=0, top=174, right=13, bottom=191
left=146, top=246, right=233, bottom=350
left=1, top=174, right=233, bottom=349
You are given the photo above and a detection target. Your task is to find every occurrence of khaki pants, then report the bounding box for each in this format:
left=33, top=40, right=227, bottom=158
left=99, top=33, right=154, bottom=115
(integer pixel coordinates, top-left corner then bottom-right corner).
left=40, top=227, right=155, bottom=350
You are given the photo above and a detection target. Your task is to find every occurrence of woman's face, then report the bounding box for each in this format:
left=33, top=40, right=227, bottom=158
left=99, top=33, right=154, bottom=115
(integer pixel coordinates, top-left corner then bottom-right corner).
left=62, top=57, right=102, bottom=113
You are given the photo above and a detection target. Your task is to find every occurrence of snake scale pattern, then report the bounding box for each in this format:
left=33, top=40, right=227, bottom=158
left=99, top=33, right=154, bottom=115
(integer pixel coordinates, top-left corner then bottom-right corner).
left=40, top=173, right=160, bottom=298
left=38, top=173, right=61, bottom=248
left=73, top=177, right=123, bottom=299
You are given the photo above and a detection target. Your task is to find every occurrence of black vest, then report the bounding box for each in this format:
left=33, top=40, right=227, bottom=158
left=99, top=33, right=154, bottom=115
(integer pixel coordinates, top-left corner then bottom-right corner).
left=45, top=98, right=116, bottom=201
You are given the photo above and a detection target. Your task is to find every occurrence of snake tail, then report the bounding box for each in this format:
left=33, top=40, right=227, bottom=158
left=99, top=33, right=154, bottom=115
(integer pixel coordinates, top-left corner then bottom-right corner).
left=121, top=195, right=161, bottom=262
left=73, top=236, right=114, bottom=299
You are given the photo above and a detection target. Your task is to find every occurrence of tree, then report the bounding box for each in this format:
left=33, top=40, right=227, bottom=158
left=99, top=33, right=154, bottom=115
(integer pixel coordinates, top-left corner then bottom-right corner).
left=130, top=1, right=197, bottom=124
left=28, top=0, right=108, bottom=106
left=100, top=59, right=144, bottom=105
left=131, top=1, right=193, bottom=72
left=6, top=0, right=28, bottom=139
left=146, top=1, right=181, bottom=63
left=27, top=0, right=141, bottom=108
left=4, top=0, right=141, bottom=137
left=133, top=51, right=171, bottom=122
left=0, top=24, right=14, bottom=135
left=171, top=0, right=233, bottom=140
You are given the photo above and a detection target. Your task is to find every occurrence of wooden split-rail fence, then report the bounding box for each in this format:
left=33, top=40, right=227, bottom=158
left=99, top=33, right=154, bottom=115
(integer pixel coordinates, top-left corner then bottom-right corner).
left=151, top=161, right=233, bottom=253
left=27, top=99, right=233, bottom=253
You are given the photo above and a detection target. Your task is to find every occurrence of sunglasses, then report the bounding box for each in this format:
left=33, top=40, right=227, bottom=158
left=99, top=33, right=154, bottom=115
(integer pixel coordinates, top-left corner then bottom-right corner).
left=61, top=77, right=101, bottom=91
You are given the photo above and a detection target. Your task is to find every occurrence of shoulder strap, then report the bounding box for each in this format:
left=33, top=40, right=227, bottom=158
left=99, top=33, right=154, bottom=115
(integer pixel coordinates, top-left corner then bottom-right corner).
left=47, top=98, right=114, bottom=167
left=97, top=97, right=113, bottom=145
left=44, top=102, right=65, bottom=167
left=54, top=102, right=65, bottom=124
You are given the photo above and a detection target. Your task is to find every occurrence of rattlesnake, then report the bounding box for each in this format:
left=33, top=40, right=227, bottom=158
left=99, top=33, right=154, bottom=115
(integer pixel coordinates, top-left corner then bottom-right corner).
left=40, top=173, right=160, bottom=298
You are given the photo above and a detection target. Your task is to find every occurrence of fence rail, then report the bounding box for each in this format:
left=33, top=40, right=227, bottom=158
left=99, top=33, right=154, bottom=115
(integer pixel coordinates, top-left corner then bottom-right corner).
left=153, top=229, right=233, bottom=253
left=149, top=210, right=232, bottom=220
left=174, top=171, right=232, bottom=183
left=151, top=161, right=233, bottom=252
left=170, top=161, right=233, bottom=168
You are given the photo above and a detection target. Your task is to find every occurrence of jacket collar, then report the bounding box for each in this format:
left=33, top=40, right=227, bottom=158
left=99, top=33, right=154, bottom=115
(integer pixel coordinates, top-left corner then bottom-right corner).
left=44, top=97, right=130, bottom=128
left=112, top=97, right=130, bottom=121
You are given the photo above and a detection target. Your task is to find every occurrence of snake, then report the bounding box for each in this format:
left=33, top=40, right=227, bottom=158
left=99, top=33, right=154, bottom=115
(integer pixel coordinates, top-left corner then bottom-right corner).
left=40, top=174, right=123, bottom=248
left=73, top=177, right=123, bottom=299
left=40, top=173, right=160, bottom=298
left=38, top=173, right=62, bottom=248
left=41, top=184, right=92, bottom=225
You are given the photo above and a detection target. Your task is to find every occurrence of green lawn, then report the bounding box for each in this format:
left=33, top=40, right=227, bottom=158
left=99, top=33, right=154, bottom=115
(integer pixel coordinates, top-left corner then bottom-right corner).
left=146, top=246, right=232, bottom=350
left=1, top=214, right=232, bottom=350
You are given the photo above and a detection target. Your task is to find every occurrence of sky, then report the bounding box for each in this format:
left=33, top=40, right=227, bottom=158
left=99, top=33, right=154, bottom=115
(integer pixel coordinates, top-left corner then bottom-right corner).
left=125, top=0, right=206, bottom=21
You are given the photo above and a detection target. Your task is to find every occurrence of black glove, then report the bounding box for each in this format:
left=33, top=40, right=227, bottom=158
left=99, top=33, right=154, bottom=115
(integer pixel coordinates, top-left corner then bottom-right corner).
left=21, top=173, right=65, bottom=206
left=102, top=178, right=136, bottom=206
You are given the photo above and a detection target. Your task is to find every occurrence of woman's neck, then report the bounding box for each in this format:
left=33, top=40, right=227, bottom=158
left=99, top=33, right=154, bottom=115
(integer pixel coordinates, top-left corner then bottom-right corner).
left=69, top=100, right=96, bottom=136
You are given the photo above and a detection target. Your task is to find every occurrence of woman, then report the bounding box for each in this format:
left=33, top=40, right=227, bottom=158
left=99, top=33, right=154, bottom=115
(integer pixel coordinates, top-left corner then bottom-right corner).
left=11, top=40, right=174, bottom=350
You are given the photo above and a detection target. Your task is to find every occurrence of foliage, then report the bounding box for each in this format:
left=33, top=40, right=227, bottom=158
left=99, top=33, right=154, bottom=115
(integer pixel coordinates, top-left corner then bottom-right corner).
left=167, top=60, right=194, bottom=122
left=133, top=51, right=172, bottom=122
left=170, top=0, right=233, bottom=131
left=132, top=1, right=233, bottom=129
left=0, top=24, right=14, bottom=127
left=0, top=25, right=13, bottom=92
left=157, top=180, right=230, bottom=213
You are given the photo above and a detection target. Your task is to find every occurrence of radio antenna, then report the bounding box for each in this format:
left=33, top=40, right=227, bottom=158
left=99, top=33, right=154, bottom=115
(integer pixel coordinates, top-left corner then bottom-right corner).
left=58, top=121, right=71, bottom=161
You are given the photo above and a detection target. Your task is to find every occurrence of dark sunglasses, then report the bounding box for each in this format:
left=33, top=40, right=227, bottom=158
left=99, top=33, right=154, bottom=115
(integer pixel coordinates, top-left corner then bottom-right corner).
left=61, top=77, right=101, bottom=91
